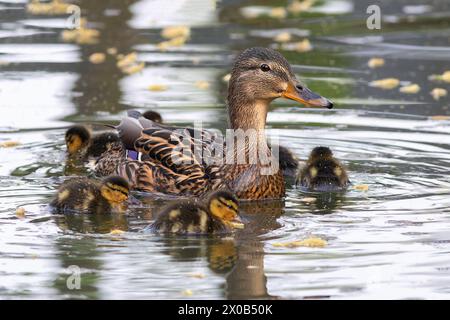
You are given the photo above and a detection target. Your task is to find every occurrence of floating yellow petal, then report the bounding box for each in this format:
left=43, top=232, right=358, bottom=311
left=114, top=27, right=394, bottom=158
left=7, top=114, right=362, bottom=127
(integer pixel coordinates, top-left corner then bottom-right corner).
left=294, top=39, right=312, bottom=52
left=369, top=78, right=400, bottom=90
left=89, top=53, right=106, bottom=64
left=429, top=115, right=450, bottom=121
left=121, top=62, right=145, bottom=75
left=269, top=7, right=287, bottom=19
left=0, top=141, right=20, bottom=148
left=288, top=0, right=316, bottom=14
left=61, top=24, right=100, bottom=45
left=161, top=26, right=190, bottom=39
left=109, top=229, right=125, bottom=235
left=148, top=84, right=168, bottom=92
left=27, top=0, right=71, bottom=15
left=273, top=237, right=327, bottom=248
left=182, top=289, right=193, bottom=296
left=222, top=73, right=231, bottom=83
left=368, top=58, right=385, bottom=69
left=399, top=84, right=420, bottom=94
left=274, top=32, right=291, bottom=43
left=116, top=52, right=137, bottom=69
left=16, top=207, right=26, bottom=218
left=430, top=88, right=448, bottom=100
left=189, top=273, right=205, bottom=279
left=107, top=47, right=118, bottom=55
left=195, top=81, right=210, bottom=90
left=353, top=184, right=369, bottom=191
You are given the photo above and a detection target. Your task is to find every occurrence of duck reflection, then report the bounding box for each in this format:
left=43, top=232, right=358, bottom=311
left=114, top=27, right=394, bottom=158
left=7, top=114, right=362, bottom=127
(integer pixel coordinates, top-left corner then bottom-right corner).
left=53, top=212, right=129, bottom=234
left=296, top=190, right=346, bottom=215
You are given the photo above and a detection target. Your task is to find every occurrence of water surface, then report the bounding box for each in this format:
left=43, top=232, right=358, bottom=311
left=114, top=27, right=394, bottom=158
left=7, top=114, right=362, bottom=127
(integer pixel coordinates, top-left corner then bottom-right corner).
left=1, top=0, right=450, bottom=299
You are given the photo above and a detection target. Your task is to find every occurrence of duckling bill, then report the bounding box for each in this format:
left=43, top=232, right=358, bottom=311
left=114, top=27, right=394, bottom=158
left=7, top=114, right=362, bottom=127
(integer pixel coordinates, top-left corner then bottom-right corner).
left=147, top=190, right=243, bottom=235
left=297, top=147, right=349, bottom=191
left=51, top=176, right=130, bottom=214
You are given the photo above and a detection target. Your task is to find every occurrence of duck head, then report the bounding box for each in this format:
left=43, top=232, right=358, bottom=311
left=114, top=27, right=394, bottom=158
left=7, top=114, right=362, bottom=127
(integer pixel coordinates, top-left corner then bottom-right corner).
left=228, top=47, right=332, bottom=130
left=208, top=190, right=243, bottom=229
left=100, top=176, right=130, bottom=204
left=65, top=125, right=91, bottom=155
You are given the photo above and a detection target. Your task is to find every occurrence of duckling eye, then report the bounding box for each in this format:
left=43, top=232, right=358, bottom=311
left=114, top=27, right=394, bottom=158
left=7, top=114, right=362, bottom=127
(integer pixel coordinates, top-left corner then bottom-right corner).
left=260, top=64, right=271, bottom=72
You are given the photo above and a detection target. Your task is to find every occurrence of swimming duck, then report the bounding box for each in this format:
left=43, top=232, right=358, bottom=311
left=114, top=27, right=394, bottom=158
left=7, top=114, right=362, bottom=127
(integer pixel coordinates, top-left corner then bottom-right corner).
left=50, top=176, right=130, bottom=214
left=65, top=125, right=123, bottom=159
left=297, top=146, right=349, bottom=191
left=109, top=47, right=332, bottom=200
left=147, top=190, right=242, bottom=235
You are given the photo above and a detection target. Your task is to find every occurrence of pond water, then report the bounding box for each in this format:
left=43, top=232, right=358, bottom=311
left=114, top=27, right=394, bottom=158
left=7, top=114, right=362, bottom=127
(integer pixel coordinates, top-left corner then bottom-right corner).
left=1, top=0, right=450, bottom=299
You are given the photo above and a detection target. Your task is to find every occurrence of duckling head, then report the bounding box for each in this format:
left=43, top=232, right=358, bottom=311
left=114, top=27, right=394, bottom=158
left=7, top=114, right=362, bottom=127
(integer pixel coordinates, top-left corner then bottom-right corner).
left=142, top=110, right=163, bottom=123
left=100, top=176, right=130, bottom=204
left=228, top=47, right=332, bottom=130
left=65, top=125, right=91, bottom=155
left=309, top=146, right=334, bottom=162
left=208, top=191, right=243, bottom=229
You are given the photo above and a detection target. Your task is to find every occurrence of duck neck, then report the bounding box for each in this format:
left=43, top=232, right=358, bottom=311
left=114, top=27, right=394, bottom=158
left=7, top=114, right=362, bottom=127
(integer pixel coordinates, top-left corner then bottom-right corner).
left=227, top=91, right=271, bottom=159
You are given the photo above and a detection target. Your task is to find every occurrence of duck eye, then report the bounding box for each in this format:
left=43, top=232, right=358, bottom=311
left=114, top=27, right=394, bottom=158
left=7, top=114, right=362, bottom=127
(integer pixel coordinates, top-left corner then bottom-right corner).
left=260, top=64, right=271, bottom=72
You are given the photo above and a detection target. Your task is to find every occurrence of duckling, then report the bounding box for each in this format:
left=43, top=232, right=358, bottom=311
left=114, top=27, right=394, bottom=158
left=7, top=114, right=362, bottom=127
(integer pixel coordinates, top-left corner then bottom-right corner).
left=142, top=110, right=163, bottom=123
left=51, top=176, right=130, bottom=214
left=297, top=146, right=349, bottom=191
left=65, top=125, right=122, bottom=159
left=148, top=190, right=243, bottom=235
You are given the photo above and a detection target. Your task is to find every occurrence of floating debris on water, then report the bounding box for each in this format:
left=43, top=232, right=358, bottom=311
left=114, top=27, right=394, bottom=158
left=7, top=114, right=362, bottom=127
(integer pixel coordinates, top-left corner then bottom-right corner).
left=195, top=81, right=210, bottom=90
left=61, top=19, right=100, bottom=45
left=16, top=207, right=26, bottom=218
left=354, top=184, right=369, bottom=191
left=121, top=62, right=145, bottom=75
left=273, top=237, right=327, bottom=248
left=281, top=39, right=312, bottom=52
left=368, top=57, right=385, bottom=69
left=222, top=73, right=231, bottom=83
left=300, top=197, right=317, bottom=203
left=109, top=229, right=125, bottom=235
left=287, top=0, right=316, bottom=14
left=429, top=115, right=450, bottom=121
left=27, top=0, right=71, bottom=15
left=369, top=78, right=400, bottom=90
left=148, top=84, right=168, bottom=92
left=161, top=26, right=190, bottom=39
left=106, top=47, right=118, bottom=55
left=269, top=7, right=287, bottom=19
left=399, top=84, right=420, bottom=94
left=188, top=273, right=205, bottom=279
left=274, top=32, right=292, bottom=43
left=89, top=53, right=106, bottom=64
left=429, top=71, right=450, bottom=83
left=430, top=88, right=448, bottom=100
left=182, top=289, right=193, bottom=296
left=0, top=141, right=20, bottom=148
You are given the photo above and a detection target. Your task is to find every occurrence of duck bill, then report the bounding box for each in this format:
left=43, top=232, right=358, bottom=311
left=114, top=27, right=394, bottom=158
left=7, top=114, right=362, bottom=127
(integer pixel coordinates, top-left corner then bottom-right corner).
left=228, top=216, right=244, bottom=229
left=282, top=83, right=333, bottom=109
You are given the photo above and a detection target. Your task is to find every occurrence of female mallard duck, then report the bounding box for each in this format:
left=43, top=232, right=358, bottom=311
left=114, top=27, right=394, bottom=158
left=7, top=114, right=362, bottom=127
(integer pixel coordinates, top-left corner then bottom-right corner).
left=147, top=190, right=242, bottom=235
left=104, top=47, right=332, bottom=200
left=297, top=146, right=349, bottom=191
left=50, top=176, right=130, bottom=214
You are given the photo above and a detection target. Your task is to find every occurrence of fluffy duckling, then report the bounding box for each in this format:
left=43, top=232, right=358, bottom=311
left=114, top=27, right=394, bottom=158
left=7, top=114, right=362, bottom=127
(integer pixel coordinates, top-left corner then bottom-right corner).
left=51, top=176, right=130, bottom=214
left=297, top=146, right=349, bottom=191
left=65, top=125, right=122, bottom=159
left=148, top=191, right=243, bottom=235
left=142, top=110, right=163, bottom=123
